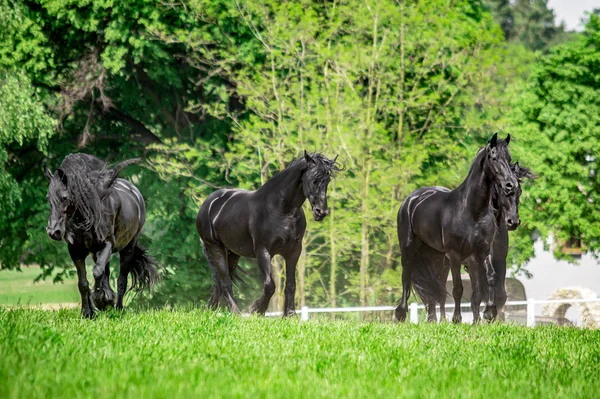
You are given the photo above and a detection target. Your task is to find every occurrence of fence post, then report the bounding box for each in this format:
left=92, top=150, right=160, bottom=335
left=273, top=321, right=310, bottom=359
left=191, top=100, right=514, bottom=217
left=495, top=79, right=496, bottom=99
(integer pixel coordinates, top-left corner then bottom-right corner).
left=301, top=306, right=309, bottom=321
left=527, top=298, right=536, bottom=327
left=410, top=303, right=419, bottom=324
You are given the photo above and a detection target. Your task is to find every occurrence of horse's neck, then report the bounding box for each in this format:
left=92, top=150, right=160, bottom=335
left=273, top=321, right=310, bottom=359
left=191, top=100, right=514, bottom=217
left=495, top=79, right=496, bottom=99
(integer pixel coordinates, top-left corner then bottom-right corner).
left=455, top=151, right=493, bottom=217
left=256, top=160, right=306, bottom=212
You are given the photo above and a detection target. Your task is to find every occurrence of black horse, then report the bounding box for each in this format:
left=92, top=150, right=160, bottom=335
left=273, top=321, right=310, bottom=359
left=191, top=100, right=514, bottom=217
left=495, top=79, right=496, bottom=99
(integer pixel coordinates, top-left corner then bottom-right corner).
left=45, top=153, right=159, bottom=318
left=396, top=134, right=517, bottom=323
left=441, top=162, right=536, bottom=323
left=196, top=151, right=339, bottom=316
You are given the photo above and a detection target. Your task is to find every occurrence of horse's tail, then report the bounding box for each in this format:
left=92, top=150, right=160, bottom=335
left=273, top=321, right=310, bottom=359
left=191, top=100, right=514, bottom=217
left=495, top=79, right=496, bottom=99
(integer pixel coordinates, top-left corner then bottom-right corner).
left=104, top=158, right=140, bottom=190
left=202, top=240, right=222, bottom=302
left=411, top=261, right=447, bottom=306
left=129, top=244, right=160, bottom=293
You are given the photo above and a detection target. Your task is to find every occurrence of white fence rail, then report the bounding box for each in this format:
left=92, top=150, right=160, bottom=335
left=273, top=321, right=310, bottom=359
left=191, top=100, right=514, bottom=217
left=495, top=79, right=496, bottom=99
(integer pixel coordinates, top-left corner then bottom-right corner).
left=266, top=298, right=600, bottom=327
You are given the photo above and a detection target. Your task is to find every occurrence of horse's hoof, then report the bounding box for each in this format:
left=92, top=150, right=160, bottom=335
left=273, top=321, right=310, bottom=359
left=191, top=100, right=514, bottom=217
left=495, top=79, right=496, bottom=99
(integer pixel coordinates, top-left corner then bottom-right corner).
left=82, top=308, right=96, bottom=319
left=283, top=309, right=296, bottom=318
left=483, top=306, right=497, bottom=322
left=452, top=314, right=462, bottom=324
left=93, top=288, right=116, bottom=311
left=394, top=309, right=407, bottom=323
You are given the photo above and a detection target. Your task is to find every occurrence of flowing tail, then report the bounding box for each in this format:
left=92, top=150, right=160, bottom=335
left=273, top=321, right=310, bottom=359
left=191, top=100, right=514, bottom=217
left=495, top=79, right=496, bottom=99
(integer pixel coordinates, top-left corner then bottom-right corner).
left=129, top=245, right=160, bottom=293
left=411, top=259, right=447, bottom=306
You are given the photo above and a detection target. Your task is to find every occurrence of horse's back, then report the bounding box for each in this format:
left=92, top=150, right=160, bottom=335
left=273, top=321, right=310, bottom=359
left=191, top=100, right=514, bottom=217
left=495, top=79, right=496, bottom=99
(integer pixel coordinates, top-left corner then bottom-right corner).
left=111, top=178, right=146, bottom=250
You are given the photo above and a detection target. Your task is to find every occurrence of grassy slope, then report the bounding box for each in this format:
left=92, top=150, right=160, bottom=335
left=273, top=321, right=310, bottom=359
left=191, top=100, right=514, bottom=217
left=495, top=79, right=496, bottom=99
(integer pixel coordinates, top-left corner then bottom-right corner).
left=0, top=267, right=78, bottom=306
left=1, top=309, right=599, bottom=399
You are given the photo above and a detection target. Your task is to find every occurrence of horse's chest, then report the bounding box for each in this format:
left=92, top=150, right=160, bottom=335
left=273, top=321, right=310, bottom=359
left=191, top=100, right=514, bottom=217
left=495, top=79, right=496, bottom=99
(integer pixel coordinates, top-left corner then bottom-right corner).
left=261, top=215, right=304, bottom=254
left=462, top=218, right=495, bottom=253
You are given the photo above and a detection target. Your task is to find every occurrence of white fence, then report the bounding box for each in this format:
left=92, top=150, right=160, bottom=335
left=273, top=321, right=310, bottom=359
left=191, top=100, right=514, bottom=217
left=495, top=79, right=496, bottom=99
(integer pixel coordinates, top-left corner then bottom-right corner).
left=266, top=298, right=600, bottom=327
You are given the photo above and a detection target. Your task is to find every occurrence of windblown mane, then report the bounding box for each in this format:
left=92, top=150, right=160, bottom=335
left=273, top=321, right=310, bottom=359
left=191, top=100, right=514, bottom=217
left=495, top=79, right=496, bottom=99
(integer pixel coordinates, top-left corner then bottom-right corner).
left=288, top=152, right=341, bottom=178
left=58, top=154, right=112, bottom=241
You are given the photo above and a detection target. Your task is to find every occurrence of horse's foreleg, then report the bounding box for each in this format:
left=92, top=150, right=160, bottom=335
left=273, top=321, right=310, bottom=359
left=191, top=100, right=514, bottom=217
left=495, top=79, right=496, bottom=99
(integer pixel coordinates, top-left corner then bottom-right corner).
left=469, top=261, right=483, bottom=324
left=283, top=247, right=301, bottom=317
left=249, top=248, right=274, bottom=315
left=483, top=254, right=498, bottom=322
left=450, top=258, right=463, bottom=324
left=92, top=242, right=115, bottom=310
left=68, top=244, right=95, bottom=319
left=494, top=258, right=508, bottom=322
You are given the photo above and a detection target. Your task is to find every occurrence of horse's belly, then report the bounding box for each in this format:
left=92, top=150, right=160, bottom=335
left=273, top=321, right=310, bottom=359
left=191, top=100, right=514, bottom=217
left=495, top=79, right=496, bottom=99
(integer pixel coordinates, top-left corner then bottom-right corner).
left=217, top=226, right=256, bottom=258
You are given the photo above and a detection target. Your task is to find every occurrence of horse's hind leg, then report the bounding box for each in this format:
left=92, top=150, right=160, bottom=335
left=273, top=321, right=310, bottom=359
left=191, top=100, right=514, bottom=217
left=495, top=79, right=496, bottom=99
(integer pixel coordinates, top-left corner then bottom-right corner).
left=116, top=244, right=134, bottom=310
left=208, top=251, right=241, bottom=310
left=249, top=247, right=275, bottom=315
left=205, top=243, right=241, bottom=313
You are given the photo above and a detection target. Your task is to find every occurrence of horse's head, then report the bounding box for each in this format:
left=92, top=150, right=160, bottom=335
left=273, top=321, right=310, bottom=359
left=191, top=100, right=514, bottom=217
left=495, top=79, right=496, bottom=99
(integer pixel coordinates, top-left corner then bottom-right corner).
left=301, top=151, right=340, bottom=221
left=496, top=162, right=536, bottom=230
left=484, top=133, right=518, bottom=197
left=44, top=166, right=72, bottom=241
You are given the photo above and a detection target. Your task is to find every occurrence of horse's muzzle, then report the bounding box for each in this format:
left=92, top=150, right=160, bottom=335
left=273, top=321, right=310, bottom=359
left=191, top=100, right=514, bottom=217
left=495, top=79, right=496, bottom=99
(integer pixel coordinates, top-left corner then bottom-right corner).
left=47, top=227, right=64, bottom=241
left=506, top=218, right=520, bottom=231
left=313, top=207, right=329, bottom=221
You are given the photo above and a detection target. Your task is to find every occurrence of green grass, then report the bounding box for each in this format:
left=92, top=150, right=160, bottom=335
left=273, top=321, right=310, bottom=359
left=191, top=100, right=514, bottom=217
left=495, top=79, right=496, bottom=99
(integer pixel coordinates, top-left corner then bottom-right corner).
left=0, top=266, right=78, bottom=306
left=1, top=309, right=599, bottom=398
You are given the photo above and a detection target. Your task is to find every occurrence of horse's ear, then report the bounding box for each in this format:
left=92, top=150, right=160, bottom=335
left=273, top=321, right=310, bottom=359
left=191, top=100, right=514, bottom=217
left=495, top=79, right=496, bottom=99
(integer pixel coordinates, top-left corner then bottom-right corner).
left=505, top=134, right=511, bottom=146
left=489, top=133, right=498, bottom=147
left=43, top=166, right=53, bottom=181
left=304, top=150, right=315, bottom=164
left=332, top=154, right=338, bottom=163
left=56, top=168, right=68, bottom=186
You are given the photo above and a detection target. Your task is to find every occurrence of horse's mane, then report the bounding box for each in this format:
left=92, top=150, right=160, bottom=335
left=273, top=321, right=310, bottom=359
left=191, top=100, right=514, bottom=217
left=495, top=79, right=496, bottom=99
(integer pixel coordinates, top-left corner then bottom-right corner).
left=58, top=154, right=112, bottom=240
left=467, top=139, right=511, bottom=178
left=289, top=152, right=341, bottom=178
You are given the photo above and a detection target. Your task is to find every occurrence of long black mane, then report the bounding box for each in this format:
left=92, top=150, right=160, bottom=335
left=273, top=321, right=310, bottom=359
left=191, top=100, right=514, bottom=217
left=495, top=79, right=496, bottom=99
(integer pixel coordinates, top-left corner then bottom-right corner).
left=289, top=152, right=341, bottom=177
left=54, top=154, right=110, bottom=240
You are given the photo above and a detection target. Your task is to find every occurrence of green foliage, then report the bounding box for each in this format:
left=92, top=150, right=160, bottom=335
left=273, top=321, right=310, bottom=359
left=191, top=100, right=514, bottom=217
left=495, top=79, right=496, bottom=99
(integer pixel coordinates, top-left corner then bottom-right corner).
left=484, top=0, right=572, bottom=51
left=511, top=15, right=600, bottom=256
left=1, top=308, right=600, bottom=398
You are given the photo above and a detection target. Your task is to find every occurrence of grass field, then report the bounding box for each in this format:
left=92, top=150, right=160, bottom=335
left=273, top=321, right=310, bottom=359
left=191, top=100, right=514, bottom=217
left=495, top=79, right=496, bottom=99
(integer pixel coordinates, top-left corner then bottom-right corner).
left=1, top=308, right=599, bottom=399
left=0, top=266, right=78, bottom=306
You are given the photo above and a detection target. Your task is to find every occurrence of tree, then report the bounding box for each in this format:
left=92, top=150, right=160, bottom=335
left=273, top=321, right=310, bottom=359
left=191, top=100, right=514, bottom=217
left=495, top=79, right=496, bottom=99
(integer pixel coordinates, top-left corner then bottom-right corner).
left=511, top=14, right=600, bottom=256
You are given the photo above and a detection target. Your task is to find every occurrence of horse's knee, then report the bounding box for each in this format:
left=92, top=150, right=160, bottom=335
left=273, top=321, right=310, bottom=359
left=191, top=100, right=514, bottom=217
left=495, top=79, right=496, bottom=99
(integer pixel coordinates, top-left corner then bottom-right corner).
left=78, top=279, right=90, bottom=293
